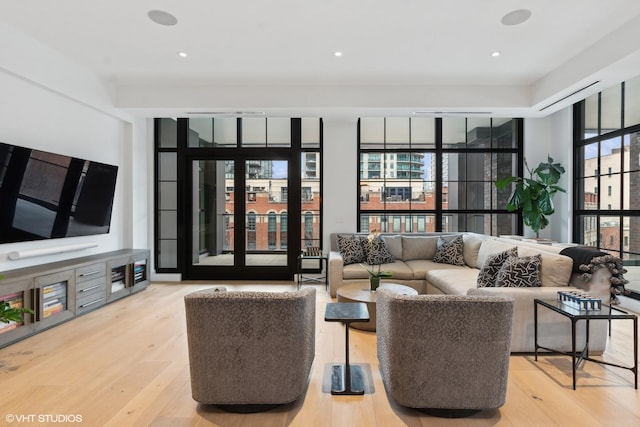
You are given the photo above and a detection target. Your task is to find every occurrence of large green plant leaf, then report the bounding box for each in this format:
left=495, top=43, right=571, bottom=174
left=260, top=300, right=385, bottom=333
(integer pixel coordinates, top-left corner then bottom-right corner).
left=494, top=155, right=565, bottom=235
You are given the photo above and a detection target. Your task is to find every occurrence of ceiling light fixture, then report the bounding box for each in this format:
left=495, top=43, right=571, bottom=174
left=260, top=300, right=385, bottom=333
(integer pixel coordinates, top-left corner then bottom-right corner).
left=147, top=10, right=178, bottom=26
left=491, top=51, right=501, bottom=57
left=178, top=51, right=188, bottom=58
left=334, top=51, right=343, bottom=57
left=501, top=9, right=532, bottom=26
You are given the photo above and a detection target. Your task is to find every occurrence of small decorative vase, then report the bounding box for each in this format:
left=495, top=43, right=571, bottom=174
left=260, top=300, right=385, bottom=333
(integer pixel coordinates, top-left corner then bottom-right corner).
left=370, top=276, right=380, bottom=292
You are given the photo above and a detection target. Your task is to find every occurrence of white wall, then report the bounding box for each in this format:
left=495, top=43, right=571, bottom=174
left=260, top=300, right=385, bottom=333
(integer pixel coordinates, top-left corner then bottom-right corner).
left=0, top=23, right=147, bottom=272
left=524, top=108, right=574, bottom=242
left=321, top=116, right=359, bottom=250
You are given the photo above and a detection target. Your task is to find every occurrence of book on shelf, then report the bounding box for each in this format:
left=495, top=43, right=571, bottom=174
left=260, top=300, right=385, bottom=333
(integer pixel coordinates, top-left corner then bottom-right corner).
left=43, top=282, right=66, bottom=293
left=43, top=301, right=64, bottom=317
left=43, top=288, right=67, bottom=300
left=111, top=282, right=126, bottom=292
left=0, top=322, right=19, bottom=334
left=2, top=292, right=24, bottom=309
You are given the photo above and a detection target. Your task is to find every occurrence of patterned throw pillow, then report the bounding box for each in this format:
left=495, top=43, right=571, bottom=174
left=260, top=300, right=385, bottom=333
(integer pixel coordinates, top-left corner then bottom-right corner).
left=363, top=236, right=394, bottom=265
left=476, top=247, right=518, bottom=287
left=495, top=254, right=542, bottom=288
left=336, top=234, right=366, bottom=265
left=432, top=235, right=465, bottom=266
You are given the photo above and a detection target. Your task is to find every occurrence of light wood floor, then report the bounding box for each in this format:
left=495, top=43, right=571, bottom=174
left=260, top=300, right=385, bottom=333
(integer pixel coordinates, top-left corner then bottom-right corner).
left=1, top=282, right=639, bottom=427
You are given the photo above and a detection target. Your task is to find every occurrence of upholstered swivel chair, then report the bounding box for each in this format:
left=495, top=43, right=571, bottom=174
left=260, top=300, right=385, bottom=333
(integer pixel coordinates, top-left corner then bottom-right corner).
left=376, top=289, right=515, bottom=417
left=184, top=287, right=316, bottom=412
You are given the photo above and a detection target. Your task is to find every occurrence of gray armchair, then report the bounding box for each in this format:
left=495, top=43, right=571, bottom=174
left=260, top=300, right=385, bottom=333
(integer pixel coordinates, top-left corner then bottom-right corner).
left=376, top=289, right=514, bottom=417
left=184, top=287, right=316, bottom=412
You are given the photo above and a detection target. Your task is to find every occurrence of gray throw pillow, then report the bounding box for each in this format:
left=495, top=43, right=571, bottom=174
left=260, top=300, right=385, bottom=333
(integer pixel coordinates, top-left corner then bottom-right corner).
left=336, top=234, right=366, bottom=265
left=495, top=254, right=542, bottom=287
left=477, top=247, right=518, bottom=287
left=432, top=235, right=465, bottom=266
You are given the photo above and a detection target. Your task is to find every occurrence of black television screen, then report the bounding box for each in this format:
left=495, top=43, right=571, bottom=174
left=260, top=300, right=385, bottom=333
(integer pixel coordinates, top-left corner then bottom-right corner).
left=0, top=142, right=118, bottom=244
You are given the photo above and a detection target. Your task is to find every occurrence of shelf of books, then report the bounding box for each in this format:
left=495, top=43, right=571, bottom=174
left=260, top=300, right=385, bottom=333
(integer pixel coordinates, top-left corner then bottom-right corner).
left=131, top=258, right=149, bottom=293
left=0, top=290, right=28, bottom=335
left=0, top=281, right=33, bottom=346
left=42, top=281, right=67, bottom=319
left=107, top=260, right=131, bottom=302
left=33, top=270, right=75, bottom=330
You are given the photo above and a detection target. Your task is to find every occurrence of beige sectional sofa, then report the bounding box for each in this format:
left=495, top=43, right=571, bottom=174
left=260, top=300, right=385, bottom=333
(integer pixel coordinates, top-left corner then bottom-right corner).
left=329, top=232, right=612, bottom=353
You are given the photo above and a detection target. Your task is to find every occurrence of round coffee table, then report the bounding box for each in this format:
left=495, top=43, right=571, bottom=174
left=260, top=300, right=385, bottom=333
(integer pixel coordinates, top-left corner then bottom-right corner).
left=336, top=283, right=418, bottom=331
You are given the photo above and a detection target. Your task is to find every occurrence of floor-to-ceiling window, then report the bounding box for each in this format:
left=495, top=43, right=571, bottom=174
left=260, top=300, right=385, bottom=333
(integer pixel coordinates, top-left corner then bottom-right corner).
left=574, top=76, right=640, bottom=299
left=358, top=117, right=522, bottom=235
left=154, top=117, right=322, bottom=280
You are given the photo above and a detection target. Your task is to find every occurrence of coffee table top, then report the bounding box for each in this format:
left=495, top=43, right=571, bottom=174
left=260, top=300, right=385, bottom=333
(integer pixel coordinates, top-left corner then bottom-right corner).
left=337, top=283, right=418, bottom=303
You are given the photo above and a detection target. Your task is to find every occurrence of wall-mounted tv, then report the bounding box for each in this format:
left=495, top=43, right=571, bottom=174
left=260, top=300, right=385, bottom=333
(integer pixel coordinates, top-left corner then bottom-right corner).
left=0, top=142, right=118, bottom=244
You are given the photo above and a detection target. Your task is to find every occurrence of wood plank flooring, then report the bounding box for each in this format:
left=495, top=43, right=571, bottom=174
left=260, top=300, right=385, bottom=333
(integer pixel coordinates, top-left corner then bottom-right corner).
left=1, top=282, right=639, bottom=426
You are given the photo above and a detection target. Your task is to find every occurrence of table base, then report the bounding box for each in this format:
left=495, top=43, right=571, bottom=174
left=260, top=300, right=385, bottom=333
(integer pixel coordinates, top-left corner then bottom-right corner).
left=330, top=364, right=364, bottom=395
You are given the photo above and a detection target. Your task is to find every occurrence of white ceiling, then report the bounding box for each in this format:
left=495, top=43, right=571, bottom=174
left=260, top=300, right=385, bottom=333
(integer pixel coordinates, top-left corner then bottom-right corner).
left=3, top=0, right=640, bottom=117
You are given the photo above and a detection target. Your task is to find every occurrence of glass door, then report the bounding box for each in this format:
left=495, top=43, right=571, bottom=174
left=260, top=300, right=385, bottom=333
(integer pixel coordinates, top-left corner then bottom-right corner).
left=245, top=159, right=289, bottom=266
left=187, top=158, right=294, bottom=279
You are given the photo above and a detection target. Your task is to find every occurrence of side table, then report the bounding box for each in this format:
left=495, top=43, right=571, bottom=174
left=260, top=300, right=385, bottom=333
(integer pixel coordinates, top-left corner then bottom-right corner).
left=534, top=298, right=638, bottom=389
left=297, top=252, right=328, bottom=291
left=324, top=302, right=369, bottom=395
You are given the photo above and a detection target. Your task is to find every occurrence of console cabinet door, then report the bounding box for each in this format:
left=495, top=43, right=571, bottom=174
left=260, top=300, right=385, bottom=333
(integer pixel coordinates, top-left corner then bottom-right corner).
left=107, top=257, right=132, bottom=302
left=130, top=253, right=149, bottom=293
left=33, top=270, right=76, bottom=331
left=0, top=279, right=35, bottom=347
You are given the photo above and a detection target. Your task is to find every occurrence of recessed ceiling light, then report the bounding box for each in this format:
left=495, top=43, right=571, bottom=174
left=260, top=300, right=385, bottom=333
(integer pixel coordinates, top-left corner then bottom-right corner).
left=491, top=51, right=501, bottom=57
left=334, top=51, right=343, bottom=57
left=178, top=51, right=188, bottom=58
left=501, top=9, right=532, bottom=26
left=148, top=10, right=178, bottom=26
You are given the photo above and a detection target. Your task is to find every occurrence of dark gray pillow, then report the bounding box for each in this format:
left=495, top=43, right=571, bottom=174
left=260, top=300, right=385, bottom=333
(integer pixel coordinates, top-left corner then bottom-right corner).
left=363, top=236, right=394, bottom=265
left=336, top=234, right=366, bottom=265
left=477, top=247, right=518, bottom=288
left=495, top=254, right=542, bottom=287
left=432, top=235, right=465, bottom=266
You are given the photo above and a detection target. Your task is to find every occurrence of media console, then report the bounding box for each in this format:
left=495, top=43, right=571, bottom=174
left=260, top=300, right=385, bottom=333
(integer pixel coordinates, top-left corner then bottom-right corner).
left=0, top=249, right=150, bottom=348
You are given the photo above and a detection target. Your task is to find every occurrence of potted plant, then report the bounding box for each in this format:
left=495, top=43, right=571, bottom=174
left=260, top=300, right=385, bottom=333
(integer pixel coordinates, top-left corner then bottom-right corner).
left=495, top=155, right=566, bottom=238
left=360, top=231, right=392, bottom=291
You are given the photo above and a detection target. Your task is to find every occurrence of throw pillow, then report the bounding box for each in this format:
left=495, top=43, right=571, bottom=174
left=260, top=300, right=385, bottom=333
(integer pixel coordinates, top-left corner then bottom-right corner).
left=363, top=236, right=394, bottom=265
left=432, top=235, right=465, bottom=266
left=476, top=247, right=518, bottom=287
left=336, top=234, right=366, bottom=265
left=495, top=254, right=542, bottom=288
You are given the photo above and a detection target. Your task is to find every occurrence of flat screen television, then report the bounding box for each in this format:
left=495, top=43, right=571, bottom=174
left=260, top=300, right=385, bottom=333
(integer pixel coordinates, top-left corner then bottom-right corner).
left=0, top=142, right=119, bottom=244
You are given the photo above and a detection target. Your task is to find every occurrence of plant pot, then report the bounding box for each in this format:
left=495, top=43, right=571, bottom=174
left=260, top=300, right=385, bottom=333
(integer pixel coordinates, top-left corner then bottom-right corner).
left=370, top=276, right=380, bottom=292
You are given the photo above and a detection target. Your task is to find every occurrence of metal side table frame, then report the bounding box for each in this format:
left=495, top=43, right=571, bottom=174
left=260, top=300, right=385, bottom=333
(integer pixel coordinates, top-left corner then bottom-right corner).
left=534, top=298, right=638, bottom=390
left=324, top=302, right=370, bottom=395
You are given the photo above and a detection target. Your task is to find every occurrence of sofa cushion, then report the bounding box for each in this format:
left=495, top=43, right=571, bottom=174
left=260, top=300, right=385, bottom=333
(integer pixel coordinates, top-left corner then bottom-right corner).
left=477, top=247, right=518, bottom=287
left=425, top=266, right=479, bottom=295
left=495, top=254, right=542, bottom=288
left=383, top=235, right=403, bottom=261
left=336, top=234, right=366, bottom=265
left=402, top=236, right=439, bottom=261
left=518, top=247, right=572, bottom=287
left=363, top=236, right=394, bottom=265
left=477, top=239, right=519, bottom=268
left=463, top=235, right=483, bottom=268
left=343, top=260, right=414, bottom=280
left=433, top=235, right=465, bottom=266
